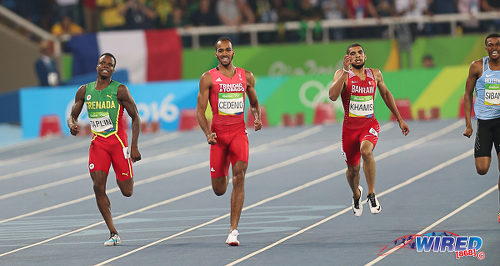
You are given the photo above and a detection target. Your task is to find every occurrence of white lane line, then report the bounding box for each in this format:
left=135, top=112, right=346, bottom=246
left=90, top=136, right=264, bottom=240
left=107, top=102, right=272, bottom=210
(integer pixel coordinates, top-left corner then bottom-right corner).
left=93, top=121, right=461, bottom=266
left=0, top=126, right=323, bottom=222
left=0, top=127, right=330, bottom=257
left=0, top=132, right=181, bottom=180
left=0, top=137, right=51, bottom=153
left=365, top=184, right=496, bottom=266
left=226, top=149, right=472, bottom=266
left=0, top=140, right=89, bottom=167
left=0, top=127, right=322, bottom=198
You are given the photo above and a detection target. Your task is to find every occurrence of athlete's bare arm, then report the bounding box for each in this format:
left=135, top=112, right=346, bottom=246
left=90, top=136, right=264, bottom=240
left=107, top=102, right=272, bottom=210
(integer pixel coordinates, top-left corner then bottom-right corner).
left=463, top=59, right=482, bottom=138
left=329, top=55, right=351, bottom=101
left=68, top=85, right=86, bottom=136
left=197, top=71, right=217, bottom=145
left=117, top=84, right=141, bottom=162
left=374, top=69, right=410, bottom=136
left=245, top=70, right=262, bottom=131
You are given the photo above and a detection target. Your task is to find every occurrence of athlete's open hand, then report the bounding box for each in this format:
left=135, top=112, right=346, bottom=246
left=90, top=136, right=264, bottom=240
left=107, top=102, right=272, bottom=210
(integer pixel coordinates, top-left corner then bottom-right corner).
left=206, top=132, right=217, bottom=145
left=399, top=120, right=410, bottom=136
left=69, top=124, right=80, bottom=136
left=130, top=146, right=141, bottom=162
left=254, top=119, right=262, bottom=131
left=463, top=126, right=473, bottom=138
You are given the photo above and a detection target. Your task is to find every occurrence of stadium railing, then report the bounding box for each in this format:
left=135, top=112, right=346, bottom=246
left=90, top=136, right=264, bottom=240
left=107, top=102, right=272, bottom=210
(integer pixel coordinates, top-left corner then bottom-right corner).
left=177, top=12, right=500, bottom=49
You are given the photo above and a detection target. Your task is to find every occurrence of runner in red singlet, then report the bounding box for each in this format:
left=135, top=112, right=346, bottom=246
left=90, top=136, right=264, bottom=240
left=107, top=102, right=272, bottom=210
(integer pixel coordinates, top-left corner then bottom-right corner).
left=196, top=37, right=262, bottom=246
left=329, top=43, right=409, bottom=217
left=67, top=53, right=141, bottom=246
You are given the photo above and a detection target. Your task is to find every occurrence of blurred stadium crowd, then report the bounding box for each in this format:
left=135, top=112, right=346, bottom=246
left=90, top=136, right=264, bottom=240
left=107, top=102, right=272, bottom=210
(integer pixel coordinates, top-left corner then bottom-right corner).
left=2, top=0, right=500, bottom=46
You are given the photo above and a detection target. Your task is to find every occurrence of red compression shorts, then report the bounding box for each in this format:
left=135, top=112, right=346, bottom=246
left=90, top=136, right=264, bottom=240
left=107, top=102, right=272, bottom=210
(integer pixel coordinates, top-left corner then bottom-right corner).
left=210, top=123, right=249, bottom=178
left=341, top=119, right=380, bottom=166
left=88, top=134, right=133, bottom=181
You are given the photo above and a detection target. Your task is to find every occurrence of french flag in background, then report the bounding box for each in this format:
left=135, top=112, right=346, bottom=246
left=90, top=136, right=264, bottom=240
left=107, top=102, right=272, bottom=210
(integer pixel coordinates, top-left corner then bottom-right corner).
left=69, top=29, right=182, bottom=83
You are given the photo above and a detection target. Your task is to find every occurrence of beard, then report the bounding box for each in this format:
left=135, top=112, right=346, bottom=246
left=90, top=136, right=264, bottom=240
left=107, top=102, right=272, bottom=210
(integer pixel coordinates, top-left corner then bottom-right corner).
left=352, top=62, right=364, bottom=69
left=219, top=55, right=232, bottom=66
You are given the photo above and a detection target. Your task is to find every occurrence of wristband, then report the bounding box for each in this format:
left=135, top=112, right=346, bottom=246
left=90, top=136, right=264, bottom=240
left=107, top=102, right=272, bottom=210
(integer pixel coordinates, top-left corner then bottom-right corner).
left=342, top=68, right=349, bottom=73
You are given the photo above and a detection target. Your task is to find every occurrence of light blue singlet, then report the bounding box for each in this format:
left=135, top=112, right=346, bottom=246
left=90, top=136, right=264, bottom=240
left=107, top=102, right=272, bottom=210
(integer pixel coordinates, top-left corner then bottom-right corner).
left=474, top=56, right=500, bottom=120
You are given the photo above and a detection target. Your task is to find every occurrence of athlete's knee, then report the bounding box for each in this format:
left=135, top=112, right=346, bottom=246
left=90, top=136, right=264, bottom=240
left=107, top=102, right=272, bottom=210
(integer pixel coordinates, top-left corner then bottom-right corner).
left=360, top=147, right=373, bottom=159
left=232, top=174, right=245, bottom=188
left=212, top=176, right=228, bottom=196
left=121, top=189, right=133, bottom=197
left=213, top=186, right=226, bottom=196
left=346, top=166, right=359, bottom=179
left=476, top=167, right=489, bottom=175
left=93, top=183, right=106, bottom=194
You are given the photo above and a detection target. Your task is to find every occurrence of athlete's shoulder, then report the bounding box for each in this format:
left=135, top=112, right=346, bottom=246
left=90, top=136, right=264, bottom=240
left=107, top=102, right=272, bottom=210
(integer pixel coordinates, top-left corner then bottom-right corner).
left=470, top=58, right=483, bottom=67
left=200, top=70, right=213, bottom=81
left=242, top=68, right=254, bottom=78
left=469, top=58, right=483, bottom=74
left=368, top=68, right=383, bottom=79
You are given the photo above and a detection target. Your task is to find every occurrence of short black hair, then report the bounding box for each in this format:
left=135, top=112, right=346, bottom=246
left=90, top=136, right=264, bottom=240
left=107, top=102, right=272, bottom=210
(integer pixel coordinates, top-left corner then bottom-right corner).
left=346, top=43, right=363, bottom=54
left=99, top=52, right=116, bottom=67
left=215, top=36, right=232, bottom=50
left=485, top=33, right=500, bottom=45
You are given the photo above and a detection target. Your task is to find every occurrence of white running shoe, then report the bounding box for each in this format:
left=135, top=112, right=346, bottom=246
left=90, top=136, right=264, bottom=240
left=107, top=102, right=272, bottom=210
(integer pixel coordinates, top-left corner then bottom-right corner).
left=225, top=229, right=239, bottom=246
left=367, top=193, right=382, bottom=214
left=352, top=185, right=363, bottom=217
left=104, top=233, right=121, bottom=246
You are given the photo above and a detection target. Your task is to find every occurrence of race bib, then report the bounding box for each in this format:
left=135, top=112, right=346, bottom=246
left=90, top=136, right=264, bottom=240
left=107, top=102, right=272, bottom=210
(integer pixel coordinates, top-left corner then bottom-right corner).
left=218, top=92, right=244, bottom=115
left=122, top=147, right=130, bottom=159
left=349, top=95, right=374, bottom=117
left=89, top=112, right=114, bottom=132
left=484, top=84, right=500, bottom=105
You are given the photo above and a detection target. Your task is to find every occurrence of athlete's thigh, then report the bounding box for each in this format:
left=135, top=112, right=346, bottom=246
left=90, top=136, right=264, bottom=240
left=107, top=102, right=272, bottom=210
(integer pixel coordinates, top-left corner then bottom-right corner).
left=110, top=142, right=133, bottom=181
left=342, top=127, right=361, bottom=166
left=359, top=120, right=380, bottom=148
left=475, top=119, right=494, bottom=158
left=491, top=118, right=500, bottom=155
left=89, top=140, right=112, bottom=174
left=228, top=130, right=249, bottom=166
left=210, top=140, right=230, bottom=178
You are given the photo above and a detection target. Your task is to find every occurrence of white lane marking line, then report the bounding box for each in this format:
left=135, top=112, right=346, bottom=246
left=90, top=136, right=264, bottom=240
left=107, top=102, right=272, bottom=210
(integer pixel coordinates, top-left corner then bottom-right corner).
left=226, top=149, right=472, bottom=266
left=0, top=137, right=51, bottom=153
left=0, top=127, right=322, bottom=197
left=93, top=121, right=461, bottom=265
left=0, top=140, right=89, bottom=167
left=0, top=127, right=323, bottom=222
left=364, top=184, right=496, bottom=266
left=0, top=132, right=181, bottom=179
left=0, top=128, right=330, bottom=257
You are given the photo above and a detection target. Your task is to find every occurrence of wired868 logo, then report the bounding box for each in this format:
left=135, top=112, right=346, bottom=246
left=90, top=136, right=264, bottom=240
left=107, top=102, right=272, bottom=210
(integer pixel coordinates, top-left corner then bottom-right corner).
left=378, top=231, right=485, bottom=260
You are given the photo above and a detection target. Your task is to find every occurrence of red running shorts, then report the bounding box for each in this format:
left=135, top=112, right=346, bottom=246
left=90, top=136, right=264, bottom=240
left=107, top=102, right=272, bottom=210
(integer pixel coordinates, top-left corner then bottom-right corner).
left=341, top=119, right=380, bottom=166
left=88, top=134, right=133, bottom=181
left=209, top=123, right=249, bottom=178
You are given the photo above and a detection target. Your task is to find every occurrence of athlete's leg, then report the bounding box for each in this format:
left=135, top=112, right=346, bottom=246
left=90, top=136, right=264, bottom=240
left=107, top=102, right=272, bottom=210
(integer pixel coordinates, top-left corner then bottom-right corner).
left=117, top=178, right=133, bottom=197
left=91, top=170, right=118, bottom=235
left=210, top=138, right=230, bottom=196
left=497, top=152, right=500, bottom=207
left=110, top=146, right=134, bottom=197
left=230, top=160, right=247, bottom=231
left=346, top=164, right=361, bottom=199
left=475, top=119, right=493, bottom=175
left=475, top=157, right=491, bottom=175
left=212, top=175, right=229, bottom=196
left=361, top=140, right=376, bottom=194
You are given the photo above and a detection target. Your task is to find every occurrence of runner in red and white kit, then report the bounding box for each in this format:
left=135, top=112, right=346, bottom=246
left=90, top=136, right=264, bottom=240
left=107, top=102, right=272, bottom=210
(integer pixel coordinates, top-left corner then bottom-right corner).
left=196, top=37, right=262, bottom=246
left=329, top=43, right=409, bottom=217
